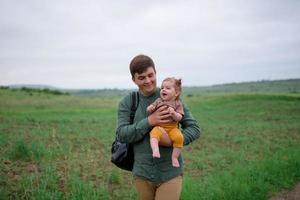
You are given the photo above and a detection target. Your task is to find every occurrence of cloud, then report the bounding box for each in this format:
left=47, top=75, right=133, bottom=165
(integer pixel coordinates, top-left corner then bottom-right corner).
left=0, top=0, right=299, bottom=88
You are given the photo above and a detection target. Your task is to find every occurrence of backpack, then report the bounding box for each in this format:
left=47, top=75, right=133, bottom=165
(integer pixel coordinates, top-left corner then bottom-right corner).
left=111, top=91, right=139, bottom=171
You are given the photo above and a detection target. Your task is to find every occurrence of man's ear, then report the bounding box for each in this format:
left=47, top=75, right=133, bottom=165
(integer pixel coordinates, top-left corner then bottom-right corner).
left=132, top=76, right=139, bottom=86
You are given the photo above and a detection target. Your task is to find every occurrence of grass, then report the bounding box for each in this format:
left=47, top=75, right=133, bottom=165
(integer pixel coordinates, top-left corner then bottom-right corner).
left=0, top=88, right=299, bottom=199
left=181, top=147, right=300, bottom=200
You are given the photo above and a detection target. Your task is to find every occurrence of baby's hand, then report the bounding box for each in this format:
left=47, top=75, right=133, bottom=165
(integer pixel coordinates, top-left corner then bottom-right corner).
left=168, top=107, right=175, bottom=114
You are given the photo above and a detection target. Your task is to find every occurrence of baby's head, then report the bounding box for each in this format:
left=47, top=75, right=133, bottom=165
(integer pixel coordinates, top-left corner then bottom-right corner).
left=161, top=77, right=182, bottom=100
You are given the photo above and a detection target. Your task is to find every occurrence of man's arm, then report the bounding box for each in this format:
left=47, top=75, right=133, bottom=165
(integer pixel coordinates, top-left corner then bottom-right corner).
left=180, top=102, right=201, bottom=145
left=116, top=95, right=150, bottom=143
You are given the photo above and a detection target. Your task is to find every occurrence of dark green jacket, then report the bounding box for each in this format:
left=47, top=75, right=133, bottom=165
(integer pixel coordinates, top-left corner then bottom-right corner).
left=116, top=89, right=201, bottom=182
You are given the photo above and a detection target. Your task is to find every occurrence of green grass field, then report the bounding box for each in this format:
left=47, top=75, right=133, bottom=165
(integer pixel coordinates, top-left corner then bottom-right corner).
left=0, top=88, right=299, bottom=199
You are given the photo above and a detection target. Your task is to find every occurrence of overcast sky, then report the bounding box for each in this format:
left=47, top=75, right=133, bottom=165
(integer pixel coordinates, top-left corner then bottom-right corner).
left=1, top=0, right=299, bottom=89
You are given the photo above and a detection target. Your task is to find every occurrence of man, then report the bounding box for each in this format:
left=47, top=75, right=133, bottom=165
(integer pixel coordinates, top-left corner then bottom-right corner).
left=116, top=54, right=201, bottom=200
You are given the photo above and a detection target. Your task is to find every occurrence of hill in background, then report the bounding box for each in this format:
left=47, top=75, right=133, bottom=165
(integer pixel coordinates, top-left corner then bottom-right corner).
left=66, top=79, right=300, bottom=97
left=3, top=78, right=300, bottom=97
left=183, top=78, right=300, bottom=96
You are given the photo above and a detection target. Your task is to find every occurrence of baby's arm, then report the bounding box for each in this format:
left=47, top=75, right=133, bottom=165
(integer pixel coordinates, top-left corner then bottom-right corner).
left=168, top=107, right=183, bottom=122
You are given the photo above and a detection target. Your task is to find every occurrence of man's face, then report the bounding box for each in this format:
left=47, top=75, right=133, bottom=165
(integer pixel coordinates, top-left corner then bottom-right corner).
left=132, top=67, right=157, bottom=96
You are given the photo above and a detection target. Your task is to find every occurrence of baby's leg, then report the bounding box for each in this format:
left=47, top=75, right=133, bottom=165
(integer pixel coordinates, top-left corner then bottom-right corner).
left=150, top=126, right=163, bottom=158
left=172, top=147, right=181, bottom=167
left=150, top=138, right=160, bottom=158
left=169, top=128, right=184, bottom=167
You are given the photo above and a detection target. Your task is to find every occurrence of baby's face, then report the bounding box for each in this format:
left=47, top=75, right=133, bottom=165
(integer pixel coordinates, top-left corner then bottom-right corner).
left=160, top=80, right=178, bottom=101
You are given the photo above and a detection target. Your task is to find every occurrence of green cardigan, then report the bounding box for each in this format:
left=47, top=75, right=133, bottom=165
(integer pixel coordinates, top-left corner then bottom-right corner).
left=116, top=88, right=201, bottom=182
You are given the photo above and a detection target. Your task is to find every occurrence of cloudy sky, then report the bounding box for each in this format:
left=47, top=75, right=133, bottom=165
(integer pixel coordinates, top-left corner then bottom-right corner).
left=1, top=0, right=299, bottom=89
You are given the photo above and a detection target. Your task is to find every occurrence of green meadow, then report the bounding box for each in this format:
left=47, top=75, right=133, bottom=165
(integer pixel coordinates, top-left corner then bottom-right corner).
left=0, top=85, right=299, bottom=199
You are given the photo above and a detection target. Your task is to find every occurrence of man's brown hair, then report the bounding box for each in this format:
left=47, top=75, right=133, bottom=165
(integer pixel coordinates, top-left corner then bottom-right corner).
left=129, top=54, right=156, bottom=77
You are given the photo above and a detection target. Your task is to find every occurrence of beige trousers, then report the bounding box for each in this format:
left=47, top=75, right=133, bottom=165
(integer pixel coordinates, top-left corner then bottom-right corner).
left=134, top=175, right=182, bottom=200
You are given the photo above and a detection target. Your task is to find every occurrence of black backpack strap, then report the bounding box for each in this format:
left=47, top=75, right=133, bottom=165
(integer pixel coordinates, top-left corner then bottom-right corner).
left=130, top=91, right=139, bottom=124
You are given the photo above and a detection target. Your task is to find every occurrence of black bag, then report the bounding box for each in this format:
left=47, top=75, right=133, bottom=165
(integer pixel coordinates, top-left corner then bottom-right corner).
left=111, top=91, right=139, bottom=171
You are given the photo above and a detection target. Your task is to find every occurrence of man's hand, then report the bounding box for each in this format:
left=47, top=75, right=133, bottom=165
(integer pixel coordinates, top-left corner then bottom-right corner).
left=146, top=104, right=156, bottom=114
left=148, top=105, right=172, bottom=126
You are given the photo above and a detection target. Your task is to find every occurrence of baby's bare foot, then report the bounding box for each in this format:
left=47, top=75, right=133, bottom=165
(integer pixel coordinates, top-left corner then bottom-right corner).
left=172, top=159, right=180, bottom=167
left=152, top=150, right=160, bottom=158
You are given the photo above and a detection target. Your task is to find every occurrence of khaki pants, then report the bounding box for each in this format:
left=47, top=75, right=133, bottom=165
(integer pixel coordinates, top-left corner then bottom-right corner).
left=134, top=175, right=182, bottom=200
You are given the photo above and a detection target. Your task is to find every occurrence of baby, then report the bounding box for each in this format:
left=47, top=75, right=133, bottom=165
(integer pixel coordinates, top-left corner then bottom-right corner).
left=147, top=77, right=184, bottom=167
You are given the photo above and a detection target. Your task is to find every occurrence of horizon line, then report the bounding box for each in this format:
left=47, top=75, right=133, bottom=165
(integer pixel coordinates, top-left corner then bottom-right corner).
left=1, top=78, right=300, bottom=91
